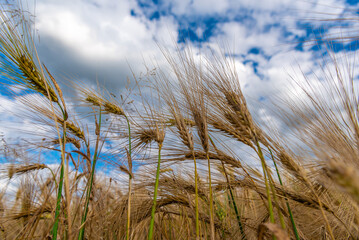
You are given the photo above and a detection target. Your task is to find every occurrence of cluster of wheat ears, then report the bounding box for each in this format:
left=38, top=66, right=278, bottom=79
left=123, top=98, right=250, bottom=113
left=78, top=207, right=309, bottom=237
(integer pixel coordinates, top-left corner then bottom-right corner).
left=0, top=4, right=359, bottom=240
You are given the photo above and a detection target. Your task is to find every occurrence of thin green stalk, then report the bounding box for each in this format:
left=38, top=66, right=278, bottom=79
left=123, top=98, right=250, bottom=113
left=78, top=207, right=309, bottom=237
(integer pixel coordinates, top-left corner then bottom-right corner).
left=52, top=119, right=67, bottom=239
left=208, top=136, right=246, bottom=239
left=78, top=111, right=102, bottom=240
left=148, top=143, right=163, bottom=240
left=47, top=72, right=67, bottom=239
left=267, top=171, right=286, bottom=229
left=263, top=161, right=286, bottom=230
left=227, top=180, right=246, bottom=240
left=52, top=162, right=64, bottom=239
left=125, top=114, right=132, bottom=240
left=269, top=149, right=300, bottom=240
left=78, top=147, right=99, bottom=240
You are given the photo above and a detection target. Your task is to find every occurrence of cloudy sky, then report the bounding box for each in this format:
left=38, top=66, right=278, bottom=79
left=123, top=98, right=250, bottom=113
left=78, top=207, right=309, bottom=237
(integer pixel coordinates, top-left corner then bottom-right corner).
left=0, top=0, right=358, bottom=145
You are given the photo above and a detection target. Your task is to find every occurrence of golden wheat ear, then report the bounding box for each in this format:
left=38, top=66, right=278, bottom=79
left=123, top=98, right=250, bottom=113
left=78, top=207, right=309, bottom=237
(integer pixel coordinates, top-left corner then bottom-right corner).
left=0, top=11, right=59, bottom=103
left=7, top=164, right=47, bottom=179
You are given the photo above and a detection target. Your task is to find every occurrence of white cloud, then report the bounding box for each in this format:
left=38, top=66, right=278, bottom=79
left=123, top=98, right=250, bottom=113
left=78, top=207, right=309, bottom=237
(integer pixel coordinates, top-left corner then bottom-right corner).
left=213, top=21, right=285, bottom=55
left=191, top=0, right=230, bottom=15
left=25, top=0, right=178, bottom=90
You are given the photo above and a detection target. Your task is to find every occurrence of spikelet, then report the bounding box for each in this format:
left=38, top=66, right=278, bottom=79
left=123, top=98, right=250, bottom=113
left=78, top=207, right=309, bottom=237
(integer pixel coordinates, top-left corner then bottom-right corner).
left=57, top=118, right=85, bottom=140
left=170, top=114, right=195, bottom=151
left=18, top=55, right=58, bottom=102
left=85, top=95, right=101, bottom=106
left=53, top=137, right=81, bottom=149
left=209, top=116, right=254, bottom=148
left=66, top=121, right=85, bottom=140
left=166, top=117, right=195, bottom=127
left=192, top=109, right=209, bottom=153
left=84, top=93, right=125, bottom=116
left=324, top=161, right=359, bottom=203
left=103, top=102, right=124, bottom=116
left=135, top=126, right=165, bottom=147
left=278, top=151, right=307, bottom=183
left=66, top=137, right=81, bottom=149
left=8, top=164, right=47, bottom=179
left=223, top=90, right=258, bottom=137
left=119, top=165, right=132, bottom=179
left=136, top=128, right=157, bottom=147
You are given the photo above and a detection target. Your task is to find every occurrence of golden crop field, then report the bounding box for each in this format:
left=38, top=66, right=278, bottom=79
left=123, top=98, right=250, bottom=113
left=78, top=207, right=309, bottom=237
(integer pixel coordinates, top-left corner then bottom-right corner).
left=0, top=2, right=358, bottom=239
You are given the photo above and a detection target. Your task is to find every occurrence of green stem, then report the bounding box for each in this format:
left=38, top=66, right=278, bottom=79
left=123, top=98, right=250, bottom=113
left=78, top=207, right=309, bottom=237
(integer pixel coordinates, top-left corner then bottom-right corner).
left=208, top=136, right=245, bottom=239
left=148, top=143, right=163, bottom=240
left=269, top=149, right=300, bottom=240
left=52, top=115, right=67, bottom=239
left=227, top=181, right=246, bottom=240
left=125, top=115, right=132, bottom=160
left=52, top=161, right=64, bottom=239
left=78, top=149, right=98, bottom=240
left=78, top=111, right=102, bottom=240
left=268, top=172, right=286, bottom=229
left=125, top=114, right=132, bottom=240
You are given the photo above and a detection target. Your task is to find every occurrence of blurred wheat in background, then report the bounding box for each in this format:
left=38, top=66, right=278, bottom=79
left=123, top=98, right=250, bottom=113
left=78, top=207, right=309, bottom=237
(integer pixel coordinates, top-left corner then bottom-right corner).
left=0, top=1, right=359, bottom=240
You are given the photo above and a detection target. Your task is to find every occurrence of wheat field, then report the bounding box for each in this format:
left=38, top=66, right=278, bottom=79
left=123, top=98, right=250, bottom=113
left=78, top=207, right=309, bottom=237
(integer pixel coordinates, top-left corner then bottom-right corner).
left=0, top=3, right=358, bottom=240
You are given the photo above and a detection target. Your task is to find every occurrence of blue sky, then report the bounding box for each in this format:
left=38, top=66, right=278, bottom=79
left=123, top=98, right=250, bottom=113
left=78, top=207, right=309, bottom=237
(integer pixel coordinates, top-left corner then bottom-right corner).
left=0, top=0, right=359, bottom=173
